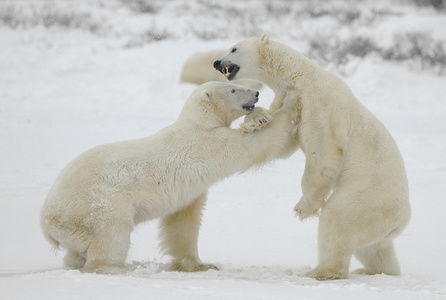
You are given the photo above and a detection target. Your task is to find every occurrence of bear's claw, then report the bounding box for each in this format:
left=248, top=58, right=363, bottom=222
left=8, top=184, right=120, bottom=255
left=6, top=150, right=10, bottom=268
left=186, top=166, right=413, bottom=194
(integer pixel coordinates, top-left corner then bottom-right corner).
left=294, top=197, right=321, bottom=220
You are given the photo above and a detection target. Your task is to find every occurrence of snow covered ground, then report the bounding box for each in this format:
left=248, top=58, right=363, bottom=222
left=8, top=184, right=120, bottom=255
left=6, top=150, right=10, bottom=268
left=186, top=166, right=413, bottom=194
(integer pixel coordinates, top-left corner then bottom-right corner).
left=1, top=0, right=445, bottom=299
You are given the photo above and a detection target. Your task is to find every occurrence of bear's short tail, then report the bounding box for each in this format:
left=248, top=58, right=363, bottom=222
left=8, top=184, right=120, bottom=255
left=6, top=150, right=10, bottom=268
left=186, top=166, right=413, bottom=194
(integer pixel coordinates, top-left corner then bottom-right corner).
left=40, top=217, right=61, bottom=251
left=43, top=231, right=61, bottom=250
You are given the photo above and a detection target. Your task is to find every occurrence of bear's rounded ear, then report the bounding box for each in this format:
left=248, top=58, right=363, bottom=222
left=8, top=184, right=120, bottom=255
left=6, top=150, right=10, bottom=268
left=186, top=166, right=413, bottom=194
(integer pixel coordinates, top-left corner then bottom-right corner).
left=260, top=33, right=269, bottom=43
left=201, top=90, right=211, bottom=101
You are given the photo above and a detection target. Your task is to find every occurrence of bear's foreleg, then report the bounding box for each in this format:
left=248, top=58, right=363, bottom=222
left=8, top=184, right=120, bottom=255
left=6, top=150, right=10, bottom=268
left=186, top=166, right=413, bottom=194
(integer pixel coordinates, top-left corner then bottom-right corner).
left=295, top=135, right=343, bottom=220
left=159, top=192, right=218, bottom=272
left=294, top=160, right=332, bottom=220
left=240, top=107, right=272, bottom=132
left=268, top=90, right=286, bottom=113
left=239, top=94, right=300, bottom=166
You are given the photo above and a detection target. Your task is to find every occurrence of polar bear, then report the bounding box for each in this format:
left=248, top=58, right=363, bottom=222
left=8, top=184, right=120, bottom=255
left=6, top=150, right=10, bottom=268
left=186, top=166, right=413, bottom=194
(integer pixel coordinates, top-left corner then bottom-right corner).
left=214, top=34, right=411, bottom=280
left=180, top=49, right=262, bottom=89
left=41, top=81, right=299, bottom=274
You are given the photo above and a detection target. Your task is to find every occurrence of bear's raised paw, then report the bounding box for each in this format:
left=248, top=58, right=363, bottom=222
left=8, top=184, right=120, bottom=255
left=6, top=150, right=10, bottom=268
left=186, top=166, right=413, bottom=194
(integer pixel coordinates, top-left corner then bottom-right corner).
left=294, top=196, right=322, bottom=220
left=240, top=107, right=272, bottom=132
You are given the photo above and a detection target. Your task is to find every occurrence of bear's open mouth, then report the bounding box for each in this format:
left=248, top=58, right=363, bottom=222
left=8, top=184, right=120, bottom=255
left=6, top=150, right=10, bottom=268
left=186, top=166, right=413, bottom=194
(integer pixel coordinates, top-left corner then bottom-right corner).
left=220, top=64, right=240, bottom=81
left=242, top=98, right=258, bottom=112
left=242, top=104, right=255, bottom=112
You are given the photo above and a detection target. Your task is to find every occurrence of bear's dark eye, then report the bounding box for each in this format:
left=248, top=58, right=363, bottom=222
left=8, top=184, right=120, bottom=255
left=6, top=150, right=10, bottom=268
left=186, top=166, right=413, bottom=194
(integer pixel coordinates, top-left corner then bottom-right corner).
left=231, top=48, right=237, bottom=53
left=231, top=89, right=236, bottom=93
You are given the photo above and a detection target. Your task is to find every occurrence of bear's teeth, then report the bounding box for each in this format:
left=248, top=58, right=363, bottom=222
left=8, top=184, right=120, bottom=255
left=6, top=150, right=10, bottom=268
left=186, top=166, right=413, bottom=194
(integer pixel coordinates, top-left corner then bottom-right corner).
left=221, top=67, right=230, bottom=76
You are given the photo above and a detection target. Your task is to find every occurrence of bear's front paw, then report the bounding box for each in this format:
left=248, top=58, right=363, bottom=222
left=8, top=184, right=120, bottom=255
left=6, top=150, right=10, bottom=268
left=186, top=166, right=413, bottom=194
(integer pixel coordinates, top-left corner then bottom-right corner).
left=240, top=107, right=272, bottom=132
left=294, top=197, right=321, bottom=220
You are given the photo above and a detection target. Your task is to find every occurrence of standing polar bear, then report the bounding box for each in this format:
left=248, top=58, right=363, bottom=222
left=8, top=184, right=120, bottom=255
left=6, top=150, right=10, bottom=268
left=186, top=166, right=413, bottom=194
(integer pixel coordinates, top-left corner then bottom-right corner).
left=41, top=81, right=299, bottom=274
left=214, top=34, right=411, bottom=280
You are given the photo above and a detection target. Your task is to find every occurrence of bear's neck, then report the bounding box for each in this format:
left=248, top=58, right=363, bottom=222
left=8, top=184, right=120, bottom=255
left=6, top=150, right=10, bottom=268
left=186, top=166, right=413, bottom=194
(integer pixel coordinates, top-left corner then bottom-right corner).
left=257, top=41, right=320, bottom=92
left=178, top=102, right=231, bottom=129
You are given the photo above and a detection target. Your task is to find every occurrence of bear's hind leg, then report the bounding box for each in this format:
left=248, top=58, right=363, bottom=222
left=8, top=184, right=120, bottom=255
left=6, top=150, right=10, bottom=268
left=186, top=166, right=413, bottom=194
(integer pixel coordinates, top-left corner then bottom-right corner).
left=82, top=219, right=133, bottom=275
left=303, top=193, right=356, bottom=280
left=353, top=239, right=401, bottom=276
left=303, top=239, right=353, bottom=281
left=159, top=193, right=217, bottom=272
left=64, top=250, right=86, bottom=269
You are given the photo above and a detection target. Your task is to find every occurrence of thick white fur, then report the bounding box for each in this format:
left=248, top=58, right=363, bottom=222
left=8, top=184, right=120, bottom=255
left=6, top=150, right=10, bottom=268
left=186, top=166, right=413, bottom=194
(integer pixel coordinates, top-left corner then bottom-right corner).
left=180, top=49, right=262, bottom=89
left=41, top=81, right=299, bottom=274
left=218, top=34, right=411, bottom=280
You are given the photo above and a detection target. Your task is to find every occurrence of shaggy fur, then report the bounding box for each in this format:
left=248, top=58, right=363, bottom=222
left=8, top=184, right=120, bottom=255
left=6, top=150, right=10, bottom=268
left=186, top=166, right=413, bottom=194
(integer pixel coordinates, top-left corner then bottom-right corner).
left=41, top=81, right=299, bottom=274
left=215, top=34, right=410, bottom=280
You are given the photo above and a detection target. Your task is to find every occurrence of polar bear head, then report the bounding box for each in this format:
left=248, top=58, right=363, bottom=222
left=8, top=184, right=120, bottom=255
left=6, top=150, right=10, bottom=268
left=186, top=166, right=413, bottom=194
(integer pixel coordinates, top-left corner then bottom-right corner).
left=180, top=81, right=259, bottom=127
left=213, top=34, right=270, bottom=82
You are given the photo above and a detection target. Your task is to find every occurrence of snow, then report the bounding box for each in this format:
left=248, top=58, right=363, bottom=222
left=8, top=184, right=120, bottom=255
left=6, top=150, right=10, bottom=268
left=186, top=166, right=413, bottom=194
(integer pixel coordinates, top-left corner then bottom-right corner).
left=1, top=0, right=446, bottom=299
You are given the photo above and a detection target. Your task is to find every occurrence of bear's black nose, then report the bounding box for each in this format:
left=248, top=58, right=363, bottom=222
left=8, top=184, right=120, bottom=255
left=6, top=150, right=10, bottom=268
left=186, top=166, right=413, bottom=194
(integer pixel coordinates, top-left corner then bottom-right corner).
left=255, top=91, right=259, bottom=97
left=213, top=60, right=221, bottom=69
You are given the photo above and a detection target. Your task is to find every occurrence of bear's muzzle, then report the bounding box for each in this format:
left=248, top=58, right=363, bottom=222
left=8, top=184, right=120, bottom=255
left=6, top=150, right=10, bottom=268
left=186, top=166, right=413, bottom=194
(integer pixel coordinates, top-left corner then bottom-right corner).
left=213, top=60, right=240, bottom=81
